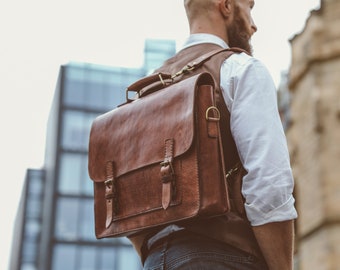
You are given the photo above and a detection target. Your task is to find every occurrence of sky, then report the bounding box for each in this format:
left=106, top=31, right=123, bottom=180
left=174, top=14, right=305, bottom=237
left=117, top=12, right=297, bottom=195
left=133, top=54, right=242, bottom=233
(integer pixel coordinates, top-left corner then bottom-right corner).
left=0, top=0, right=320, bottom=269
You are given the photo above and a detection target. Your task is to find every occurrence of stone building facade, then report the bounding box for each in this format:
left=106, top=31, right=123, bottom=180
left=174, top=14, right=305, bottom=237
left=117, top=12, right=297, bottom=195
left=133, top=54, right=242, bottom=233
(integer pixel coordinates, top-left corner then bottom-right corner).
left=287, top=0, right=340, bottom=269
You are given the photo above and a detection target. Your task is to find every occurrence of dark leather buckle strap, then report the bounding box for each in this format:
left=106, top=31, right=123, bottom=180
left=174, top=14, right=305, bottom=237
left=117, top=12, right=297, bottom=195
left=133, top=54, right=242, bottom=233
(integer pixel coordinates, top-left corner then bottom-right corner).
left=161, top=139, right=175, bottom=210
left=105, top=161, right=118, bottom=228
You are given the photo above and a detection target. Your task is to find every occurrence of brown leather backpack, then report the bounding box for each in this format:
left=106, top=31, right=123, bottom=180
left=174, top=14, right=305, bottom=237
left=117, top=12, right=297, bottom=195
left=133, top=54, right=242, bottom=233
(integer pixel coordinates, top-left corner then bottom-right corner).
left=88, top=49, right=245, bottom=239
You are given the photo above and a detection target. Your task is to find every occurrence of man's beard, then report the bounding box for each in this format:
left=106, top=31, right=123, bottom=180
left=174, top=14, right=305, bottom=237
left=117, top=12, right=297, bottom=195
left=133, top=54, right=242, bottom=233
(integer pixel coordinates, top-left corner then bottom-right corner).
left=227, top=7, right=253, bottom=55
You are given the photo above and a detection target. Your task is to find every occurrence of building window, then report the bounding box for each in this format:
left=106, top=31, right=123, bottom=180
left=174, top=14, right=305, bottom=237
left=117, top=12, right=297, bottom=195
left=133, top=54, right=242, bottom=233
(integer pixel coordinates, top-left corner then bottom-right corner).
left=99, top=248, right=116, bottom=270
left=78, top=246, right=97, bottom=270
left=64, top=66, right=130, bottom=111
left=52, top=244, right=141, bottom=270
left=58, top=152, right=92, bottom=196
left=25, top=219, right=41, bottom=242
left=55, top=197, right=98, bottom=241
left=79, top=198, right=96, bottom=240
left=21, top=263, right=37, bottom=270
left=22, top=241, right=38, bottom=263
left=52, top=244, right=77, bottom=270
left=55, top=197, right=79, bottom=241
left=116, top=247, right=142, bottom=270
left=27, top=174, right=44, bottom=196
left=61, top=110, right=98, bottom=152
left=25, top=196, right=42, bottom=219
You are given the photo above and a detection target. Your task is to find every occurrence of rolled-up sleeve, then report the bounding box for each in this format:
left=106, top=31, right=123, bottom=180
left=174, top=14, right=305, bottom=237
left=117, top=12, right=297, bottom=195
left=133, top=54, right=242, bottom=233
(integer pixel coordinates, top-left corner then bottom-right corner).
left=221, top=54, right=298, bottom=226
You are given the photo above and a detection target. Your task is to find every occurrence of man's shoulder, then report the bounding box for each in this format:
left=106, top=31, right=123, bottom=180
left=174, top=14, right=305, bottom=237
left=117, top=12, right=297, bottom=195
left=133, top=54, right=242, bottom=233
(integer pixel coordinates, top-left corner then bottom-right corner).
left=226, top=51, right=256, bottom=66
left=224, top=52, right=269, bottom=76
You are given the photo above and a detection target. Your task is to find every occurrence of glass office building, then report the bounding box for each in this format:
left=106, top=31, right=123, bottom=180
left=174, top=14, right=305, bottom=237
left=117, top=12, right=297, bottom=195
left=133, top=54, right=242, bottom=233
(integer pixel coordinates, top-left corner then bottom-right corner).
left=10, top=39, right=176, bottom=270
left=10, top=169, right=45, bottom=270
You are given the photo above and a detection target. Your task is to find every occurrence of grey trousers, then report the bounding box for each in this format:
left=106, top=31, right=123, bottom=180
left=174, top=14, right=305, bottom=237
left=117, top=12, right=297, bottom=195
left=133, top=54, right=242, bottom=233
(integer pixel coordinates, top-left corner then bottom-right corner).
left=143, top=231, right=268, bottom=270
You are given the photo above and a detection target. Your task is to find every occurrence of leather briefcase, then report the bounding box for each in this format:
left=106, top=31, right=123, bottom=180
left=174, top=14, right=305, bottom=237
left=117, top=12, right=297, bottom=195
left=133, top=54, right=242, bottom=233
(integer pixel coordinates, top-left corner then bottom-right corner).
left=88, top=50, right=235, bottom=239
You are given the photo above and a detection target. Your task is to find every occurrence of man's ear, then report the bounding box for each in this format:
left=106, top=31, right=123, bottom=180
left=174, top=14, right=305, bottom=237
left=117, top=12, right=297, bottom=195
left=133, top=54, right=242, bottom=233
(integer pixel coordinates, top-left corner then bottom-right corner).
left=219, top=0, right=232, bottom=17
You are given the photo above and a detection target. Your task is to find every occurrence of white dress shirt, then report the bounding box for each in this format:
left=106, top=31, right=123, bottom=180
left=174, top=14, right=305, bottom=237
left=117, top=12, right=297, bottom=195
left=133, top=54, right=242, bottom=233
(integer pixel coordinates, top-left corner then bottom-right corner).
left=183, top=34, right=298, bottom=226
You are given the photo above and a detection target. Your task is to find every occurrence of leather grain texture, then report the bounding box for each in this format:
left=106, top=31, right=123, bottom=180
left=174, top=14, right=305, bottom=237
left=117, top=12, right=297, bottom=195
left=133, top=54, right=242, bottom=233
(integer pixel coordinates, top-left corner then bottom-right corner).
left=88, top=72, right=230, bottom=238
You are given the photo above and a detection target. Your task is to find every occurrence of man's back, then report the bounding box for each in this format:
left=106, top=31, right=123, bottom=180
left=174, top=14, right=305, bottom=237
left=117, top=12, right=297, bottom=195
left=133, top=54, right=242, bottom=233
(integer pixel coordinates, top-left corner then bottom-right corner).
left=130, top=1, right=297, bottom=268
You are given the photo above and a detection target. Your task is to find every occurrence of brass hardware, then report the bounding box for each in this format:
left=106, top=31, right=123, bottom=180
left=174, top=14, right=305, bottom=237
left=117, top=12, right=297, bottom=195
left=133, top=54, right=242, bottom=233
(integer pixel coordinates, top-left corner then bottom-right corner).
left=159, top=74, right=166, bottom=86
left=160, top=160, right=174, bottom=171
left=160, top=160, right=175, bottom=179
left=206, top=106, right=220, bottom=121
left=226, top=167, right=239, bottom=179
left=171, top=65, right=196, bottom=79
left=104, top=179, right=113, bottom=187
left=160, top=160, right=170, bottom=166
left=126, top=88, right=140, bottom=102
left=158, top=73, right=173, bottom=87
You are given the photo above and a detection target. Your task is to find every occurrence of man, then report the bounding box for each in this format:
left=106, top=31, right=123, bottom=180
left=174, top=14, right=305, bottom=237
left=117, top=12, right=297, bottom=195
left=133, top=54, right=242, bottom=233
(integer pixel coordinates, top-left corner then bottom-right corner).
left=129, top=0, right=298, bottom=269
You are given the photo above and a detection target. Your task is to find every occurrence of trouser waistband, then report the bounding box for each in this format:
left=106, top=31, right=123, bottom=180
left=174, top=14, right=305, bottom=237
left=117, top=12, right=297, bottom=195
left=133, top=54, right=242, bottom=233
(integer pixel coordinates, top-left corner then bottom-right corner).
left=140, top=229, right=186, bottom=265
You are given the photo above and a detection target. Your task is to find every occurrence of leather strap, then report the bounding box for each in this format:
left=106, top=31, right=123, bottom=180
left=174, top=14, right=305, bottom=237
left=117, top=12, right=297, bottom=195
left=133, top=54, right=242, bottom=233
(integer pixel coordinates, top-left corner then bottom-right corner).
left=161, top=139, right=175, bottom=210
left=217, top=121, right=230, bottom=209
left=184, top=47, right=246, bottom=71
left=127, top=73, right=172, bottom=94
left=206, top=106, right=220, bottom=138
left=125, top=47, right=247, bottom=100
left=105, top=161, right=117, bottom=228
left=206, top=85, right=229, bottom=209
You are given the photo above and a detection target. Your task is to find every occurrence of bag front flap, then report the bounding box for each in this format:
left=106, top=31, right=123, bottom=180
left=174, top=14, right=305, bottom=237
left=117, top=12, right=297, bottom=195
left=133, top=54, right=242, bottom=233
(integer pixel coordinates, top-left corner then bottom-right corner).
left=88, top=72, right=214, bottom=182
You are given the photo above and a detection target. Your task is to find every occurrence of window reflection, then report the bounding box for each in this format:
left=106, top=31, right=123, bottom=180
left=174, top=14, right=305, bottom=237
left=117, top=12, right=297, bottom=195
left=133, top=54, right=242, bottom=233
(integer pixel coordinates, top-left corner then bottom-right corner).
left=51, top=244, right=142, bottom=270
left=79, top=198, right=96, bottom=241
left=25, top=220, right=41, bottom=241
left=117, top=247, right=142, bottom=270
left=59, top=153, right=81, bottom=194
left=79, top=246, right=96, bottom=270
left=99, top=248, right=116, bottom=270
left=28, top=177, right=43, bottom=196
left=59, top=152, right=93, bottom=196
left=21, top=263, right=37, bottom=270
left=61, top=110, right=98, bottom=152
left=55, top=197, right=98, bottom=242
left=64, top=65, right=142, bottom=111
left=26, top=197, right=42, bottom=219
left=52, top=245, right=77, bottom=270
left=22, top=241, right=38, bottom=262
left=55, top=198, right=79, bottom=241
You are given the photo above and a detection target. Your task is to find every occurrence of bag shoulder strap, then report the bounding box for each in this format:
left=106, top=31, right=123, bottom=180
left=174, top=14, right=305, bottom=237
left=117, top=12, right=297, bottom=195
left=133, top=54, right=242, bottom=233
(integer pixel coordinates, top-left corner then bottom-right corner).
left=125, top=47, right=247, bottom=101
left=183, top=47, right=246, bottom=73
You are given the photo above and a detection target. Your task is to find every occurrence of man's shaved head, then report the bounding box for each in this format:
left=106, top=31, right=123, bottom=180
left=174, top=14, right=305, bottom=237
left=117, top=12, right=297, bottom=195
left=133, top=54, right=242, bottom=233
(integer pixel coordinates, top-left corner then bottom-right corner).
left=184, top=0, right=218, bottom=22
left=184, top=0, right=256, bottom=55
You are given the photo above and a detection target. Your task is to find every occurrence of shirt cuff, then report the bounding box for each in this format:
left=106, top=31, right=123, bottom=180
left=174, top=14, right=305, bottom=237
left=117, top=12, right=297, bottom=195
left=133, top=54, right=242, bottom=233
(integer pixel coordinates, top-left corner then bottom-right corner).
left=245, top=195, right=298, bottom=226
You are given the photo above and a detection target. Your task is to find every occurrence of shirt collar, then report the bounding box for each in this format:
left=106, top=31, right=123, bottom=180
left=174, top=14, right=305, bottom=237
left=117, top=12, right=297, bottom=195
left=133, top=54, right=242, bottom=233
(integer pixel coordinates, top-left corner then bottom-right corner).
left=181, top=33, right=229, bottom=50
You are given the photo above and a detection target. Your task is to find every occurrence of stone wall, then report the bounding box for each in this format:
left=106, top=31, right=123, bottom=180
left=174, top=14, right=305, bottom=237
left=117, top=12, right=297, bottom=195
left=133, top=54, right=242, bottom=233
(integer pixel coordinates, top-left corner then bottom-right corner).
left=287, top=0, right=340, bottom=269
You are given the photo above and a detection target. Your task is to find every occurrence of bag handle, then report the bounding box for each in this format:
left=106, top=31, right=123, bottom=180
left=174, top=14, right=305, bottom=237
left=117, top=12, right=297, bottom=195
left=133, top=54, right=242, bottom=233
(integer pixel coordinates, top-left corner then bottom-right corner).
left=126, top=73, right=172, bottom=101
left=125, top=47, right=246, bottom=101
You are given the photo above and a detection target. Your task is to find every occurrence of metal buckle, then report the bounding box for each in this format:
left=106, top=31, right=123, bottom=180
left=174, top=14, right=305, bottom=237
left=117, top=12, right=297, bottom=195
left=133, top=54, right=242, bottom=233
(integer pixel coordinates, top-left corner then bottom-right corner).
left=104, top=179, right=113, bottom=187
left=158, top=73, right=173, bottom=87
left=171, top=65, right=195, bottom=79
left=160, top=160, right=174, bottom=174
left=206, top=106, right=220, bottom=121
left=160, top=161, right=170, bottom=166
left=126, top=88, right=140, bottom=102
left=226, top=167, right=239, bottom=179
